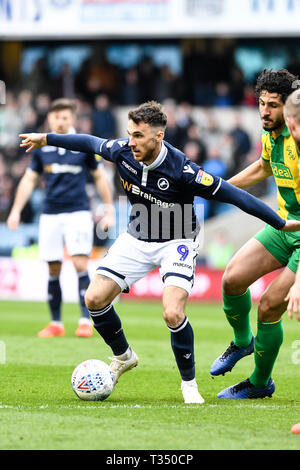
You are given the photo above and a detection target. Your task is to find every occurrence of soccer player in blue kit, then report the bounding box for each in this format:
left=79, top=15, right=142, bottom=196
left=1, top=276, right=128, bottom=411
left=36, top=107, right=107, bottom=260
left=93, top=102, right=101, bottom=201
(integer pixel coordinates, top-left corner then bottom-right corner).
left=19, top=101, right=300, bottom=403
left=8, top=98, right=115, bottom=338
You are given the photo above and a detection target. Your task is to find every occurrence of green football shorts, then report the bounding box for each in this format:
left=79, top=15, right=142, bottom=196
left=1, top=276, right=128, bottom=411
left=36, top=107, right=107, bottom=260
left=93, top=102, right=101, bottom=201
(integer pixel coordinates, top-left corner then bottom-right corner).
left=254, top=224, right=300, bottom=274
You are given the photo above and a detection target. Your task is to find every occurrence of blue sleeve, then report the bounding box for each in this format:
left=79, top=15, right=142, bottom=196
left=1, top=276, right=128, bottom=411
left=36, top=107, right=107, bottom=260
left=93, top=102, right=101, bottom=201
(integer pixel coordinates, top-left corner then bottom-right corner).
left=213, top=179, right=285, bottom=230
left=46, top=133, right=126, bottom=163
left=47, top=133, right=105, bottom=156
left=28, top=149, right=43, bottom=174
left=181, top=161, right=221, bottom=198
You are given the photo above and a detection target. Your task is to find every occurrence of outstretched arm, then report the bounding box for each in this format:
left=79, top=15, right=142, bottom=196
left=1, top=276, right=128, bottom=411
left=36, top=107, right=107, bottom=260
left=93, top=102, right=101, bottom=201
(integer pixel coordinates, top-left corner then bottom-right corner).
left=20, top=133, right=105, bottom=156
left=213, top=179, right=300, bottom=232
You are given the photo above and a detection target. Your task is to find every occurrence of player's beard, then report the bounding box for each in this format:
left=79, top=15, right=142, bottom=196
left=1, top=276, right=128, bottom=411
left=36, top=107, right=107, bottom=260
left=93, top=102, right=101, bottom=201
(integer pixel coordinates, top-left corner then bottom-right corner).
left=132, top=140, right=159, bottom=165
left=262, top=116, right=285, bottom=132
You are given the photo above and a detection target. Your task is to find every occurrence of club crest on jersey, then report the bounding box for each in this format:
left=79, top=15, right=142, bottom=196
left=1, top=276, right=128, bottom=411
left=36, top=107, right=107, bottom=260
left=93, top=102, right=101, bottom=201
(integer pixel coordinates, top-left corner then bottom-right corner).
left=195, top=170, right=213, bottom=186
left=157, top=178, right=169, bottom=190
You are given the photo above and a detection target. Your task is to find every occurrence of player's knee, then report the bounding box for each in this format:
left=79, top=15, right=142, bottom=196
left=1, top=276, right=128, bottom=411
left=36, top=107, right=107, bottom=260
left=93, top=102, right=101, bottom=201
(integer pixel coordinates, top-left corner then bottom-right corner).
left=163, top=306, right=184, bottom=328
left=84, top=287, right=107, bottom=311
left=222, top=263, right=246, bottom=295
left=258, top=294, right=279, bottom=322
left=48, top=261, right=62, bottom=277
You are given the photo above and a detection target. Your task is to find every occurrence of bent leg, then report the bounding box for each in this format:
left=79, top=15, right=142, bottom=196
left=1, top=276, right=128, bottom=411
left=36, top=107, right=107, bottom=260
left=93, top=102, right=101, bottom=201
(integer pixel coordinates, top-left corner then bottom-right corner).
left=223, top=238, right=284, bottom=295
left=222, top=238, right=283, bottom=347
left=85, top=274, right=129, bottom=355
left=250, top=266, right=295, bottom=388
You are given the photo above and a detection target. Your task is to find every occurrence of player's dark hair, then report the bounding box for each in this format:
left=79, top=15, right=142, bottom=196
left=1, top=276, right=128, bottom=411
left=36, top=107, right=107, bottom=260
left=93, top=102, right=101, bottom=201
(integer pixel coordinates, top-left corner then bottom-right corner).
left=49, top=98, right=77, bottom=114
left=128, top=101, right=167, bottom=129
left=255, top=69, right=299, bottom=103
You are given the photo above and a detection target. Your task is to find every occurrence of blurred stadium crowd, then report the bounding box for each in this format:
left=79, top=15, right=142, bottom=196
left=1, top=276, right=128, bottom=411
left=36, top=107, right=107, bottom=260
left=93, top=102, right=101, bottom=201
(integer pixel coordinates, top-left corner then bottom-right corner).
left=2, top=37, right=297, bottom=257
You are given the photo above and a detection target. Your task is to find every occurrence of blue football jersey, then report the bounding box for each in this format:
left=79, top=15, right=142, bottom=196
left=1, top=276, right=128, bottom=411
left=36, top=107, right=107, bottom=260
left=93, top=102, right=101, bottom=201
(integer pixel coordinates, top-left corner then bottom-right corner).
left=29, top=145, right=100, bottom=214
left=97, top=138, right=221, bottom=242
left=46, top=132, right=287, bottom=238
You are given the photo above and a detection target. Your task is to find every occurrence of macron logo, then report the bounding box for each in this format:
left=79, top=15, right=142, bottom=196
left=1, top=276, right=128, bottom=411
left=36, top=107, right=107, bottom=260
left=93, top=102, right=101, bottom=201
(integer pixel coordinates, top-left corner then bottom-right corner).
left=183, top=353, right=192, bottom=359
left=183, top=164, right=195, bottom=175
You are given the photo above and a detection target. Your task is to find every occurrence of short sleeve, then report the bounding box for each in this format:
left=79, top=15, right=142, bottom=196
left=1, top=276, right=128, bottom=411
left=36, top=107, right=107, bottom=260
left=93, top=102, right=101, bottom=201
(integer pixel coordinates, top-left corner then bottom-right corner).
left=96, top=138, right=129, bottom=163
left=28, top=149, right=43, bottom=174
left=181, top=160, right=221, bottom=199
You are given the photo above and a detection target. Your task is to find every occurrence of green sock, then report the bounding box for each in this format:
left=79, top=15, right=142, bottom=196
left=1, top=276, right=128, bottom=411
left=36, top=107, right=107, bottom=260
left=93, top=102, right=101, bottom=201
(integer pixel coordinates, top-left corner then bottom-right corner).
left=222, top=289, right=253, bottom=348
left=250, top=320, right=283, bottom=389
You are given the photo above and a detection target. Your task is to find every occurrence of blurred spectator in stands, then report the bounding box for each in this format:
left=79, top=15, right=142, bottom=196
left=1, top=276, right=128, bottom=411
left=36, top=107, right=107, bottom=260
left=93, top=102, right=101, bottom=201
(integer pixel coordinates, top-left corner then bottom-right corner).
left=0, top=91, right=23, bottom=147
left=22, top=108, right=38, bottom=134
left=229, top=113, right=252, bottom=174
left=75, top=58, right=92, bottom=98
left=0, top=173, right=14, bottom=221
left=84, top=57, right=120, bottom=103
left=77, top=114, right=93, bottom=135
left=120, top=67, right=140, bottom=105
left=241, top=149, right=269, bottom=198
left=183, top=140, right=203, bottom=167
left=74, top=98, right=92, bottom=117
left=214, top=82, right=233, bottom=107
left=17, top=89, right=33, bottom=122
left=0, top=153, right=6, bottom=177
left=203, top=145, right=227, bottom=180
left=176, top=101, right=194, bottom=133
left=85, top=73, right=106, bottom=106
left=193, top=82, right=215, bottom=106
left=0, top=173, right=14, bottom=222
left=229, top=65, right=246, bottom=106
left=163, top=101, right=186, bottom=150
left=10, top=155, right=32, bottom=187
left=92, top=94, right=117, bottom=139
left=51, top=63, right=75, bottom=100
left=206, top=230, right=235, bottom=270
left=202, top=145, right=228, bottom=219
left=183, top=124, right=207, bottom=166
left=34, top=93, right=51, bottom=130
left=286, top=51, right=300, bottom=79
left=154, top=64, right=179, bottom=102
left=23, top=57, right=49, bottom=96
left=138, top=56, right=159, bottom=102
left=201, top=111, right=224, bottom=150
left=242, top=84, right=257, bottom=107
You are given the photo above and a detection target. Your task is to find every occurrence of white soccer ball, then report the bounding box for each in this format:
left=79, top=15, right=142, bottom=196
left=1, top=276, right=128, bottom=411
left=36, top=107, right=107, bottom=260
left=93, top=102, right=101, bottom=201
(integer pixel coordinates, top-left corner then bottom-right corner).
left=71, top=359, right=115, bottom=401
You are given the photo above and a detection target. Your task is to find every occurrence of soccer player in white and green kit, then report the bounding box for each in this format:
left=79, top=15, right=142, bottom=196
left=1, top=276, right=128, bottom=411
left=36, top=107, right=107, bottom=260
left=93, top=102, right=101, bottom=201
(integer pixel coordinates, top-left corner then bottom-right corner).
left=210, top=69, right=300, bottom=398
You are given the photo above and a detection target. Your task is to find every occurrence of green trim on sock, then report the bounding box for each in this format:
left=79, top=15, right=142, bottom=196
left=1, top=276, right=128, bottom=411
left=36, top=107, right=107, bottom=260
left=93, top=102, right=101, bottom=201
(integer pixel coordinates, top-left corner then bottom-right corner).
left=250, top=319, right=283, bottom=389
left=222, top=289, right=253, bottom=348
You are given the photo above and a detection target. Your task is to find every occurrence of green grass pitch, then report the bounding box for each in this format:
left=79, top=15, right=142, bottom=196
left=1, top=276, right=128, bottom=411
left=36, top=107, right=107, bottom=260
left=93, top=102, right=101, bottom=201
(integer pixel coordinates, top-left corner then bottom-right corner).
left=0, top=298, right=300, bottom=450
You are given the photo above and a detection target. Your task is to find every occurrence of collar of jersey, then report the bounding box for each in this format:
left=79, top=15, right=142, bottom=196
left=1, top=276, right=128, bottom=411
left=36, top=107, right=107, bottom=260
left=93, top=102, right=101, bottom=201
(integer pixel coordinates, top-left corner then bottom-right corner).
left=139, top=142, right=167, bottom=171
left=269, top=124, right=290, bottom=140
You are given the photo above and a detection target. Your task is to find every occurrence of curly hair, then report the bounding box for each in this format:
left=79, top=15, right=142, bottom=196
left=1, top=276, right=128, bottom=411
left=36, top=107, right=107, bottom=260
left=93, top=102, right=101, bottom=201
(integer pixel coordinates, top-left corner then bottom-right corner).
left=255, top=69, right=299, bottom=103
left=128, top=101, right=167, bottom=129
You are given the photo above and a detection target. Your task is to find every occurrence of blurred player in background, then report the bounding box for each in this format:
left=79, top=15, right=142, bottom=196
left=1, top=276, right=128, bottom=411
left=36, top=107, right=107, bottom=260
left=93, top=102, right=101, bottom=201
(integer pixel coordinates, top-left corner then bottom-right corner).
left=18, top=101, right=300, bottom=404
left=210, top=69, right=300, bottom=399
left=283, top=88, right=300, bottom=322
left=7, top=98, right=115, bottom=338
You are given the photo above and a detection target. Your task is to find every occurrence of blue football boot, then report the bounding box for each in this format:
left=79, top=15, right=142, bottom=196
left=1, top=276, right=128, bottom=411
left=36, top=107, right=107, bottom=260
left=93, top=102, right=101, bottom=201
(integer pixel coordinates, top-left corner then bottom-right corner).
left=210, top=336, right=254, bottom=376
left=217, top=378, right=275, bottom=399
